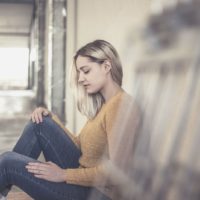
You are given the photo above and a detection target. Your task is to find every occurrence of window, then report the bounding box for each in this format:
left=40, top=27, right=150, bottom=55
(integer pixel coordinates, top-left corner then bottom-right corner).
left=0, top=47, right=29, bottom=89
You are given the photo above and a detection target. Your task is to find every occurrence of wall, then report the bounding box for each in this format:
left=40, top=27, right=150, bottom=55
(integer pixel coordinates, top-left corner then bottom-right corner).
left=65, top=0, right=152, bottom=133
left=65, top=0, right=200, bottom=167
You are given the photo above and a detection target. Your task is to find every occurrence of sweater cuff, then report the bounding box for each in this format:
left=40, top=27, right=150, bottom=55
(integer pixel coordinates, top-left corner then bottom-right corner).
left=65, top=168, right=85, bottom=185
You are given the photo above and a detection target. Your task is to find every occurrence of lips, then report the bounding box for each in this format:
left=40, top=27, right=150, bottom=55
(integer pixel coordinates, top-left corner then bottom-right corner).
left=83, top=84, right=90, bottom=88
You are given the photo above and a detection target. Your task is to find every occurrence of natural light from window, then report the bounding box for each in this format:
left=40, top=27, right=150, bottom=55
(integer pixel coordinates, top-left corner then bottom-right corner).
left=0, top=47, right=29, bottom=89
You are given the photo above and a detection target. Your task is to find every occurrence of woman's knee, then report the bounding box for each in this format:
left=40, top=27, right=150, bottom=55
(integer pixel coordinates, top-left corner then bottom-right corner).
left=41, top=115, right=54, bottom=125
left=23, top=119, right=38, bottom=131
left=0, top=152, right=32, bottom=168
left=23, top=116, right=53, bottom=134
left=0, top=151, right=16, bottom=168
left=39, top=116, right=59, bottom=133
left=0, top=151, right=14, bottom=159
left=23, top=116, right=59, bottom=140
left=24, top=116, right=54, bottom=129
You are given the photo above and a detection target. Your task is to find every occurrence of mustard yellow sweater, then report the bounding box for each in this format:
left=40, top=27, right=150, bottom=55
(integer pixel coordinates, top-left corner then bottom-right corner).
left=51, top=90, right=141, bottom=199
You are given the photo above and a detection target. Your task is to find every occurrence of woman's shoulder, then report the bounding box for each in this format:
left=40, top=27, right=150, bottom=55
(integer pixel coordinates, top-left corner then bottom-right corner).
left=120, top=91, right=140, bottom=113
left=103, top=90, right=141, bottom=133
left=113, top=89, right=136, bottom=105
left=105, top=90, right=139, bottom=114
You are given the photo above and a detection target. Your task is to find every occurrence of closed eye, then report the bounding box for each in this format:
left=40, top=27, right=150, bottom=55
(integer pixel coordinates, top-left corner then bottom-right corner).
left=83, top=70, right=90, bottom=74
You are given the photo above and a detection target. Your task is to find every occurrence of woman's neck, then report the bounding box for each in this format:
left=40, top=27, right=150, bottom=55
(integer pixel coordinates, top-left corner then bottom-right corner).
left=100, top=82, right=122, bottom=103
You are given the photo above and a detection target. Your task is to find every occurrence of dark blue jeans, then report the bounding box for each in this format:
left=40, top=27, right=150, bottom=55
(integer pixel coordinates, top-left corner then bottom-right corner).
left=0, top=116, right=110, bottom=200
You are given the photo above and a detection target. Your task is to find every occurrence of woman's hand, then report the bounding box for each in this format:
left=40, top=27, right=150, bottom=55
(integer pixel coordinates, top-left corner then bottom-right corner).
left=31, top=107, right=50, bottom=123
left=26, top=161, right=66, bottom=182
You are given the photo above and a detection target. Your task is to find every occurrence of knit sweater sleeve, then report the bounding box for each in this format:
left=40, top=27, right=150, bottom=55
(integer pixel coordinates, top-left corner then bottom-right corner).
left=65, top=95, right=141, bottom=187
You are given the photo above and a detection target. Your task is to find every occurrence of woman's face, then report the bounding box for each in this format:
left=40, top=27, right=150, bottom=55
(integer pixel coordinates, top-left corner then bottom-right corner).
left=76, top=56, right=108, bottom=94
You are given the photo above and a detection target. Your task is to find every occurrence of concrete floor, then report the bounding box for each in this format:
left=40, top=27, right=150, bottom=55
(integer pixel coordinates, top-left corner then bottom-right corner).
left=0, top=90, right=36, bottom=199
left=0, top=90, right=36, bottom=154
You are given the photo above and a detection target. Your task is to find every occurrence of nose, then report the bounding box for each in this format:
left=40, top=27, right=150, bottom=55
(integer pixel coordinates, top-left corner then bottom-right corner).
left=78, top=72, right=85, bottom=83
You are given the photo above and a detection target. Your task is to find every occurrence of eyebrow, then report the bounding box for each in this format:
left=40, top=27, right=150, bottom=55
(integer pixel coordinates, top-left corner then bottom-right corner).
left=77, top=65, right=90, bottom=72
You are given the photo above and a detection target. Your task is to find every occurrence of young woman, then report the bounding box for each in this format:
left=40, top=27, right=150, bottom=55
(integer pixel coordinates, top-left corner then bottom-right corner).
left=0, top=40, right=141, bottom=200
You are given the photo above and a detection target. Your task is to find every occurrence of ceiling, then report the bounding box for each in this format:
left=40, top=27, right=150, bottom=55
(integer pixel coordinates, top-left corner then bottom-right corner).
left=0, top=0, right=35, bottom=48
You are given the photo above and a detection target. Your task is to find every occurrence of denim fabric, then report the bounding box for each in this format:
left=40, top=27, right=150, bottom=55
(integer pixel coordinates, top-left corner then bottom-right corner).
left=0, top=116, right=110, bottom=200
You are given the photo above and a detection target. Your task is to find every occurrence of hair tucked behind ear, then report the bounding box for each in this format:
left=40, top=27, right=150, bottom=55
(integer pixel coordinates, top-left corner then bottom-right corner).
left=70, top=40, right=123, bottom=119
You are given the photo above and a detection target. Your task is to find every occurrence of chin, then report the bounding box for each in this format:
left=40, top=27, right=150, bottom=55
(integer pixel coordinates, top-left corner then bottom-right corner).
left=86, top=89, right=99, bottom=95
left=86, top=91, right=95, bottom=95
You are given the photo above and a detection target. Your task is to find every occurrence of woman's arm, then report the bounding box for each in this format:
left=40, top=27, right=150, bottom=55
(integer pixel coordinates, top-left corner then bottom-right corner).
left=65, top=96, right=141, bottom=187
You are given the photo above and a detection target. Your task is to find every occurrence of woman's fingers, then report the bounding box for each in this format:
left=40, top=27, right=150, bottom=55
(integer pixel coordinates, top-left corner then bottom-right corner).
left=33, top=111, right=40, bottom=123
left=34, top=111, right=40, bottom=123
left=30, top=107, right=49, bottom=123
left=37, top=109, right=43, bottom=123
left=26, top=162, right=49, bottom=174
left=34, top=174, right=49, bottom=180
left=26, top=162, right=66, bottom=182
left=43, top=110, right=49, bottom=116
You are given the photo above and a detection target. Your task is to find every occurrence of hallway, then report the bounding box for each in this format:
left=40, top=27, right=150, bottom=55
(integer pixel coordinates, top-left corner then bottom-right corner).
left=0, top=0, right=66, bottom=198
left=0, top=0, right=200, bottom=199
left=0, top=90, right=35, bottom=154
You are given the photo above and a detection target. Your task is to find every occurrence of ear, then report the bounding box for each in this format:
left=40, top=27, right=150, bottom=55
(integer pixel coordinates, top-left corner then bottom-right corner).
left=103, top=60, right=112, bottom=73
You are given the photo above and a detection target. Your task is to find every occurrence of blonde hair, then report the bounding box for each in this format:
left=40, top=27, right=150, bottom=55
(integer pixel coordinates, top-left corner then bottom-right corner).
left=70, top=40, right=123, bottom=119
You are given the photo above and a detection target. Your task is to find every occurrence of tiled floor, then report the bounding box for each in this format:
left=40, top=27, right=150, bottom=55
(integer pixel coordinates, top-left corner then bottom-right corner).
left=0, top=90, right=36, bottom=199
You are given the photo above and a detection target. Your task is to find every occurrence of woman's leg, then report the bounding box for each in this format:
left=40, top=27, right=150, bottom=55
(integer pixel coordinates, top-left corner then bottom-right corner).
left=13, top=116, right=81, bottom=168
left=0, top=116, right=110, bottom=200
left=0, top=151, right=91, bottom=200
left=0, top=116, right=85, bottom=199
